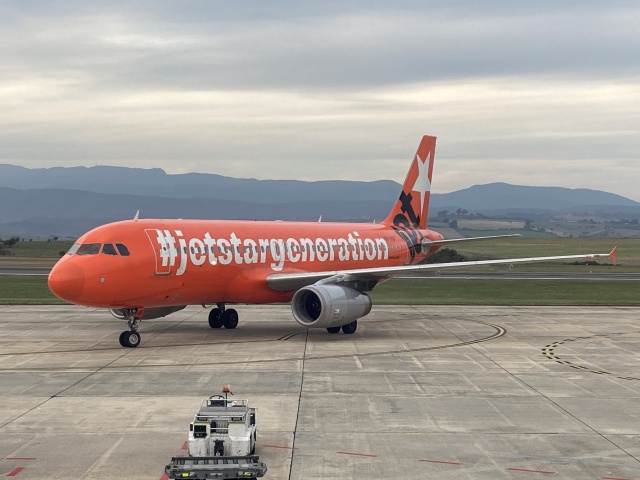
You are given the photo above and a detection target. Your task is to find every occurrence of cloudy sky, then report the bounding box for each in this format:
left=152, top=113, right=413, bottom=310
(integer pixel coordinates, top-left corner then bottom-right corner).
left=2, top=1, right=639, bottom=199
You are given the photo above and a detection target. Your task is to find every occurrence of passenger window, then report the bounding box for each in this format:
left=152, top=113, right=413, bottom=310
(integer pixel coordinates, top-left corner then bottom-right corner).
left=101, top=244, right=118, bottom=255
left=116, top=244, right=130, bottom=256
left=77, top=243, right=101, bottom=255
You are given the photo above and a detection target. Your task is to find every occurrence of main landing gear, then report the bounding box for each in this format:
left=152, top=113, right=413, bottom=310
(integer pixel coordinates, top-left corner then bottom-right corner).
left=119, top=308, right=143, bottom=348
left=326, top=320, right=357, bottom=335
left=208, top=303, right=239, bottom=330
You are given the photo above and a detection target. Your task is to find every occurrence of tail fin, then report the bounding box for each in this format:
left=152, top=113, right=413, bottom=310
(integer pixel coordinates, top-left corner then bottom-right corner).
left=382, top=135, right=436, bottom=229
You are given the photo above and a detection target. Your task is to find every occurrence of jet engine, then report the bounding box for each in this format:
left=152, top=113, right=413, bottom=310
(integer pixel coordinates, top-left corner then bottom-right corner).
left=291, top=284, right=371, bottom=328
left=109, top=305, right=186, bottom=320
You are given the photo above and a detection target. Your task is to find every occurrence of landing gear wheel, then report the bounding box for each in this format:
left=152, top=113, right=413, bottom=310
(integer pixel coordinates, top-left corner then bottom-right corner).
left=341, top=320, right=357, bottom=334
left=118, top=308, right=143, bottom=348
left=326, top=326, right=341, bottom=334
left=122, top=330, right=141, bottom=348
left=208, top=308, right=223, bottom=328
left=222, top=309, right=239, bottom=329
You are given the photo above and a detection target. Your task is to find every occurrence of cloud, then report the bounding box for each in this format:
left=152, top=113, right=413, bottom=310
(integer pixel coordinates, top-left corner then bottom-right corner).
left=0, top=1, right=639, bottom=200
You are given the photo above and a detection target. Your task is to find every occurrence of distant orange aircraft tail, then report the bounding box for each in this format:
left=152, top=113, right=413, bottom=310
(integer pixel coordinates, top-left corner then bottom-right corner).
left=382, top=135, right=436, bottom=229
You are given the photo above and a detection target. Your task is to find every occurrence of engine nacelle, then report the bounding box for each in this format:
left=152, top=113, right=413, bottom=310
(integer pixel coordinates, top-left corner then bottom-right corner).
left=109, top=305, right=186, bottom=320
left=291, top=285, right=371, bottom=328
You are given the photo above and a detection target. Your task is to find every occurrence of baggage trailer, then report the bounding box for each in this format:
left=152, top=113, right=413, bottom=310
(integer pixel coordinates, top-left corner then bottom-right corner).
left=164, top=386, right=267, bottom=479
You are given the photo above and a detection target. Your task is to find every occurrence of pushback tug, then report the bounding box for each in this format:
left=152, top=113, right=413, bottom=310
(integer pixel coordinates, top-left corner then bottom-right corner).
left=164, top=386, right=267, bottom=479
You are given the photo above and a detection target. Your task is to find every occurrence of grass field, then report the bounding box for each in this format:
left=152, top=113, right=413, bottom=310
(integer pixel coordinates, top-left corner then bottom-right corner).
left=453, top=237, right=638, bottom=266
left=457, top=229, right=556, bottom=238
left=0, top=240, right=73, bottom=267
left=1, top=240, right=73, bottom=257
left=0, top=276, right=67, bottom=304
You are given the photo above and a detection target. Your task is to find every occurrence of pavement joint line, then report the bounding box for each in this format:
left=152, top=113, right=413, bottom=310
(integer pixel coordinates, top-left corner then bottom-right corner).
left=506, top=467, right=556, bottom=474
left=336, top=451, right=378, bottom=457
left=263, top=444, right=298, bottom=450
left=418, top=459, right=462, bottom=465
left=287, top=328, right=308, bottom=480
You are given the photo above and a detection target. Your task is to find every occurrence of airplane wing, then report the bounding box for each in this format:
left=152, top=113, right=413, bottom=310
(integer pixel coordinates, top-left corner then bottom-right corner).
left=266, top=247, right=618, bottom=292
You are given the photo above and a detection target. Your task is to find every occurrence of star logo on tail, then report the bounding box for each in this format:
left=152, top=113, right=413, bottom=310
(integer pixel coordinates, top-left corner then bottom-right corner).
left=411, top=153, right=431, bottom=215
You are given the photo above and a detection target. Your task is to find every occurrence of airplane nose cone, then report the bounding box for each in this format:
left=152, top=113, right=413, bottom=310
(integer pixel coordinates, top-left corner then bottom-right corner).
left=48, top=260, right=85, bottom=302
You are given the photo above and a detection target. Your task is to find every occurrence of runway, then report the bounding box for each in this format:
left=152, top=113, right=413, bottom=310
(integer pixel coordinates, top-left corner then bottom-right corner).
left=0, top=266, right=50, bottom=276
left=1, top=305, right=639, bottom=479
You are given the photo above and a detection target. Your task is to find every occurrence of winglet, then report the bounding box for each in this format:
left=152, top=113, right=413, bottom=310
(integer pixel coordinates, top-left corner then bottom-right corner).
left=609, top=246, right=618, bottom=266
left=133, top=210, right=139, bottom=222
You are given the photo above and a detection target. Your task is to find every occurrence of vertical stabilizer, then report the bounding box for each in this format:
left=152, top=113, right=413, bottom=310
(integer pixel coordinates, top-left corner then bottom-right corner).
left=382, top=135, right=436, bottom=229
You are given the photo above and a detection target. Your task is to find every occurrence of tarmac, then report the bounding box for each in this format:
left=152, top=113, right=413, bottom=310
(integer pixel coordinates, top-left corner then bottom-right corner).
left=0, top=304, right=639, bottom=479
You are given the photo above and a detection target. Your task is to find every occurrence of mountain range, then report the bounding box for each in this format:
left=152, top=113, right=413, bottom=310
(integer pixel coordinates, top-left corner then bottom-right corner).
left=1, top=164, right=638, bottom=238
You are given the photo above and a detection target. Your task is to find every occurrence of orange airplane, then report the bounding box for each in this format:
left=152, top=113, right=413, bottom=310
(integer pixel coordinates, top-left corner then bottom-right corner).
left=48, top=135, right=617, bottom=348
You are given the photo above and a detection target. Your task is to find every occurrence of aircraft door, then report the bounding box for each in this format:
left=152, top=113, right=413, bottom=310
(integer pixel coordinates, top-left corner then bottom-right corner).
left=145, top=229, right=174, bottom=275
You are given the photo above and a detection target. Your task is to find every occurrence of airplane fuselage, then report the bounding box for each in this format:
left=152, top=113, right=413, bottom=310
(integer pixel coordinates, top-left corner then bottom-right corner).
left=49, top=218, right=444, bottom=309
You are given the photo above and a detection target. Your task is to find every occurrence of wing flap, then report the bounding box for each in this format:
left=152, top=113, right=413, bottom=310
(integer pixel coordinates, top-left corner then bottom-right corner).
left=266, top=248, right=617, bottom=292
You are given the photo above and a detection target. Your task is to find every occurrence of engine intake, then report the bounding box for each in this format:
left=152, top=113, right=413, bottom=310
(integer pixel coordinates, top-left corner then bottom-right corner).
left=291, top=285, right=371, bottom=328
left=109, top=305, right=186, bottom=320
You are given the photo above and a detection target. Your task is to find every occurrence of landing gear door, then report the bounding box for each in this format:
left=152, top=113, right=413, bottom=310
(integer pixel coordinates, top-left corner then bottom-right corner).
left=145, top=229, right=173, bottom=275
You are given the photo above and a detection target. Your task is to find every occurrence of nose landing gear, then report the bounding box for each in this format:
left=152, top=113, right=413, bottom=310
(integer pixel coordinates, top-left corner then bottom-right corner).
left=119, top=307, right=143, bottom=348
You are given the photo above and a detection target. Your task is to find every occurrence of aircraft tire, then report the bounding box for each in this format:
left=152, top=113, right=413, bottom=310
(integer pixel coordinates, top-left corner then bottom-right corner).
left=341, top=320, right=357, bottom=334
left=118, top=331, right=127, bottom=346
left=326, top=327, right=341, bottom=334
left=123, top=330, right=141, bottom=348
left=208, top=308, right=223, bottom=328
left=222, top=309, right=239, bottom=329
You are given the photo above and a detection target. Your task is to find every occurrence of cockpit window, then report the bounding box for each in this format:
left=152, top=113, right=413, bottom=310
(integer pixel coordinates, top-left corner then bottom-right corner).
left=67, top=243, right=81, bottom=255
left=116, top=243, right=130, bottom=256
left=76, top=243, right=101, bottom=255
left=101, top=244, right=118, bottom=255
